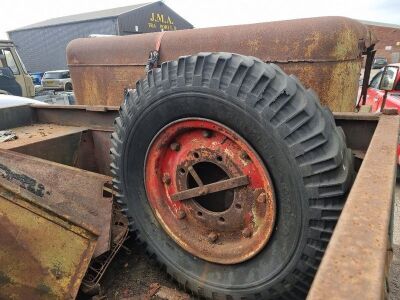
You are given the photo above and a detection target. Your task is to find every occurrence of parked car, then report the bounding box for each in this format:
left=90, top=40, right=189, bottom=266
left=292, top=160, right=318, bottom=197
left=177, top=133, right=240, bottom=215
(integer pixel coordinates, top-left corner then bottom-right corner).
left=30, top=72, right=44, bottom=85
left=41, top=70, right=73, bottom=91
left=372, top=57, right=388, bottom=69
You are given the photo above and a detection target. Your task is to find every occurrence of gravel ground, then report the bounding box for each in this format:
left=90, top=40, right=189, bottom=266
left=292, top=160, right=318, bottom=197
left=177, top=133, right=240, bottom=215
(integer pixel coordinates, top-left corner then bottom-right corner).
left=95, top=238, right=183, bottom=299
left=76, top=238, right=186, bottom=300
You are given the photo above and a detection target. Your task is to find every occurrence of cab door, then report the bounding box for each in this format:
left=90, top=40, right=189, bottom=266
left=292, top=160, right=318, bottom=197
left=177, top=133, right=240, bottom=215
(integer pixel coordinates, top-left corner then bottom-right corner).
left=381, top=70, right=400, bottom=110
left=0, top=48, right=34, bottom=97
left=365, top=71, right=385, bottom=111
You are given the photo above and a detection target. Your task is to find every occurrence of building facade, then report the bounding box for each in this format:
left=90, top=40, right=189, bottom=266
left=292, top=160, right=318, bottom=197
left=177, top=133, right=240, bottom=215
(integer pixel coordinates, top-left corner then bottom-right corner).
left=361, top=20, right=400, bottom=64
left=8, top=2, right=193, bottom=72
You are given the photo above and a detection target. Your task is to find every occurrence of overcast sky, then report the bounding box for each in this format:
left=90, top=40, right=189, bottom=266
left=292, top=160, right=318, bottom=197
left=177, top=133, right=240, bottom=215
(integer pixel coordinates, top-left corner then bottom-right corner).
left=1, top=0, right=399, bottom=39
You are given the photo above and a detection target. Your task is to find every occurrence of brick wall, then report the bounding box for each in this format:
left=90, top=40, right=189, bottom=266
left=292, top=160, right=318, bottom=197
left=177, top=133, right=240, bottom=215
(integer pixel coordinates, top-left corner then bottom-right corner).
left=367, top=25, right=400, bottom=63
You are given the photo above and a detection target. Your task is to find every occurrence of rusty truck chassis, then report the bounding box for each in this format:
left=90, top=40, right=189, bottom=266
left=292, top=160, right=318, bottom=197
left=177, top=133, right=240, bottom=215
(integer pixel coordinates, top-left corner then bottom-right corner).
left=0, top=104, right=398, bottom=299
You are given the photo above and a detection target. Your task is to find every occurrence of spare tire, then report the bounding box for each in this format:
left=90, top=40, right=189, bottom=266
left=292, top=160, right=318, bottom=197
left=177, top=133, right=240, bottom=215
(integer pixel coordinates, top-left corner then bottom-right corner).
left=111, top=52, right=354, bottom=299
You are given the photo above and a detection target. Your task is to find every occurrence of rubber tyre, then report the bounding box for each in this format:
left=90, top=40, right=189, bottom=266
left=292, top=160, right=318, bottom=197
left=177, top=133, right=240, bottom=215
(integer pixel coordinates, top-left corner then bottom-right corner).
left=111, top=53, right=354, bottom=299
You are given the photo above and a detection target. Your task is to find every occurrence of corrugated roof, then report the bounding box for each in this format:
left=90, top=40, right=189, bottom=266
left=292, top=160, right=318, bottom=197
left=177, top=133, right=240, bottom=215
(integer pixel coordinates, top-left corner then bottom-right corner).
left=359, top=20, right=400, bottom=29
left=10, top=2, right=153, bottom=32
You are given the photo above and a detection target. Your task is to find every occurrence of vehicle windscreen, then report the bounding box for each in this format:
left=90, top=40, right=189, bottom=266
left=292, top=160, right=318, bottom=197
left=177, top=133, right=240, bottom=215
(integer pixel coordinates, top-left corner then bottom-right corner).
left=375, top=58, right=386, bottom=63
left=43, top=71, right=69, bottom=79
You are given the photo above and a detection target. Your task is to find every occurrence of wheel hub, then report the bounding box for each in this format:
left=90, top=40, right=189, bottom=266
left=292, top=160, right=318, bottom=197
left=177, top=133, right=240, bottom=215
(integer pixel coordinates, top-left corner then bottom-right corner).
left=144, top=119, right=276, bottom=264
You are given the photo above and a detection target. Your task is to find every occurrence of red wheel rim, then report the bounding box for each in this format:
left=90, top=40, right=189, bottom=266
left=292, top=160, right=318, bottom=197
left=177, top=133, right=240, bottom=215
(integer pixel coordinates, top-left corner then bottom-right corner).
left=144, top=118, right=276, bottom=264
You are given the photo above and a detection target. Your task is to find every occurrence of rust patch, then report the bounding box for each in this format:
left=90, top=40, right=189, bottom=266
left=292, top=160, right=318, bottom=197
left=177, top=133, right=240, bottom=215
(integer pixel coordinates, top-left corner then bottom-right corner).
left=0, top=163, right=46, bottom=197
left=0, top=188, right=97, bottom=299
left=0, top=149, right=113, bottom=257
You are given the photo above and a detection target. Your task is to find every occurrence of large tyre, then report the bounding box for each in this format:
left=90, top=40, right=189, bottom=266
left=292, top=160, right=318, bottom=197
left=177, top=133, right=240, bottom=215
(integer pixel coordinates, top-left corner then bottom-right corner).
left=111, top=52, right=354, bottom=299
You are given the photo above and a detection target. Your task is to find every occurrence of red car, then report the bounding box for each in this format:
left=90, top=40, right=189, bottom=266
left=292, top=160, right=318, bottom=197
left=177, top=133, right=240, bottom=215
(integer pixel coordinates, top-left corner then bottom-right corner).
left=364, top=63, right=400, bottom=112
left=363, top=64, right=400, bottom=169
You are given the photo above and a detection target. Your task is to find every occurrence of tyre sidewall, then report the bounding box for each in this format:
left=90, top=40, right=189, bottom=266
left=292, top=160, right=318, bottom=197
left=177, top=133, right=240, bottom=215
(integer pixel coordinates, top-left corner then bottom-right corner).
left=122, top=86, right=309, bottom=294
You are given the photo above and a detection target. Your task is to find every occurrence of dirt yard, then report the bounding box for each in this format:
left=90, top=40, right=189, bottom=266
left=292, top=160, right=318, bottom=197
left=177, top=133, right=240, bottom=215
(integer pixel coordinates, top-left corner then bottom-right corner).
left=81, top=181, right=400, bottom=299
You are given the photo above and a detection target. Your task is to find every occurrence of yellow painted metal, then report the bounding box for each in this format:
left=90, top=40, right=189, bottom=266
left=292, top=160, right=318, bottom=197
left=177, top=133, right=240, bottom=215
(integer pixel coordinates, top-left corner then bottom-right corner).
left=0, top=184, right=97, bottom=300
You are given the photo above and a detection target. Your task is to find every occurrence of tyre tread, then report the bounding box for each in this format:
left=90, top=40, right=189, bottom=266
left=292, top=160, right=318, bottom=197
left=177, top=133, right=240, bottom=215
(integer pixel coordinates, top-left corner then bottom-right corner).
left=110, top=52, right=354, bottom=300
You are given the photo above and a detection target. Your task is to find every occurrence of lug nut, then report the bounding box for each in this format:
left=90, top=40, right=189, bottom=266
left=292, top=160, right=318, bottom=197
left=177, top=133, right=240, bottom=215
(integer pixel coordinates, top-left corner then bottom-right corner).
left=208, top=232, right=218, bottom=243
left=242, top=227, right=253, bottom=238
left=202, top=130, right=212, bottom=138
left=177, top=210, right=186, bottom=219
left=257, top=193, right=266, bottom=204
left=170, top=142, right=180, bottom=151
left=162, top=173, right=171, bottom=185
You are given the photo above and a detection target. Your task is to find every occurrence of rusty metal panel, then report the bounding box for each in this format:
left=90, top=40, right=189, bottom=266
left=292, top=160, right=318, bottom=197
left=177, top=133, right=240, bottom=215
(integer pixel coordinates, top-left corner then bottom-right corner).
left=0, top=105, right=34, bottom=130
left=333, top=112, right=379, bottom=152
left=0, top=124, right=86, bottom=151
left=67, top=16, right=376, bottom=111
left=308, top=113, right=399, bottom=300
left=0, top=149, right=113, bottom=257
left=0, top=182, right=97, bottom=300
left=91, top=130, right=113, bottom=176
left=33, top=105, right=118, bottom=130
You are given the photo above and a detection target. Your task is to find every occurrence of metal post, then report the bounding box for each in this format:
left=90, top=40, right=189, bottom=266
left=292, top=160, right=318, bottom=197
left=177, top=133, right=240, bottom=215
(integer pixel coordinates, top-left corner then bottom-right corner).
left=358, top=47, right=376, bottom=108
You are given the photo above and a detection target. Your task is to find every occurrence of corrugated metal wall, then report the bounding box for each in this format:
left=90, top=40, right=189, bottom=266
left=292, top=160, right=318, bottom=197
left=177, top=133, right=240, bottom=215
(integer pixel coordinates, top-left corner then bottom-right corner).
left=8, top=19, right=118, bottom=72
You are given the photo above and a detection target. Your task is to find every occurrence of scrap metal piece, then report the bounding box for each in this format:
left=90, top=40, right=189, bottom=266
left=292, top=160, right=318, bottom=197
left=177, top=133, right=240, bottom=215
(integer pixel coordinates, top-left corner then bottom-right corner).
left=0, top=175, right=97, bottom=300
left=0, top=149, right=113, bottom=257
left=0, top=148, right=114, bottom=299
left=81, top=205, right=129, bottom=294
left=134, top=283, right=190, bottom=300
left=153, top=284, right=191, bottom=300
left=0, top=130, right=17, bottom=142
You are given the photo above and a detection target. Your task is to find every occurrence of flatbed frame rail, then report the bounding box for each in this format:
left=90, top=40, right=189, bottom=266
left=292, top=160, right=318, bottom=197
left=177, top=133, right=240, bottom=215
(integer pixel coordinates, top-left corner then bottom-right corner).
left=308, top=113, right=399, bottom=300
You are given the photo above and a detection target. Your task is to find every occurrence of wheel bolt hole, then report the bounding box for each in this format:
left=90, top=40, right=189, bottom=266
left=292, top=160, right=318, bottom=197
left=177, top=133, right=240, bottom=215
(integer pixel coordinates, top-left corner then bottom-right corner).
left=216, top=155, right=223, bottom=162
left=193, top=152, right=200, bottom=159
left=179, top=168, right=186, bottom=175
left=235, top=203, right=242, bottom=209
left=218, top=217, right=225, bottom=223
left=197, top=211, right=203, bottom=217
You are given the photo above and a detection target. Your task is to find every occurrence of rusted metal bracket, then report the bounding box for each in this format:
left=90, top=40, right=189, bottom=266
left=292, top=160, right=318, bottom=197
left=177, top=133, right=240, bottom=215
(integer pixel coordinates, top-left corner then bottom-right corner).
left=81, top=206, right=129, bottom=295
left=145, top=31, right=166, bottom=72
left=171, top=175, right=249, bottom=201
left=358, top=47, right=376, bottom=108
